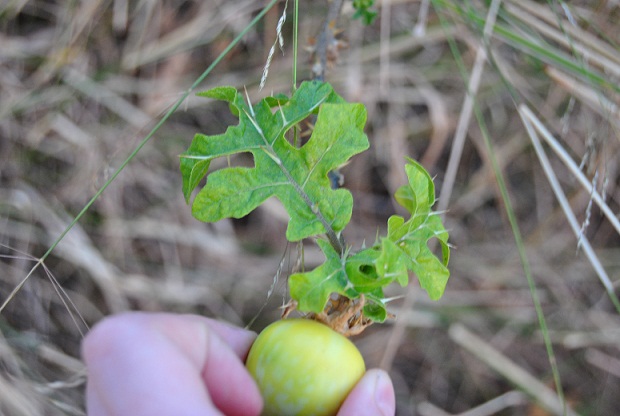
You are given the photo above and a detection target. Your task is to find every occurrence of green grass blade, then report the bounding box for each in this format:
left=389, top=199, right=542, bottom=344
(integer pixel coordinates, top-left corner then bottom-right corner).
left=432, top=1, right=570, bottom=413
left=293, top=0, right=299, bottom=90
left=519, top=105, right=620, bottom=314
left=0, top=0, right=280, bottom=313
left=432, top=0, right=620, bottom=94
left=472, top=100, right=569, bottom=416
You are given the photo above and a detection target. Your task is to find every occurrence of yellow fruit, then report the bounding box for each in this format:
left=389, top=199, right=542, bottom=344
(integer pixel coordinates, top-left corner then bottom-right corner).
left=246, top=319, right=365, bottom=416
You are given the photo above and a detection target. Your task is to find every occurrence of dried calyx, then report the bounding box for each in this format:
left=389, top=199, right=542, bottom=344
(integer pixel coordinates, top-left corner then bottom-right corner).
left=282, top=294, right=380, bottom=337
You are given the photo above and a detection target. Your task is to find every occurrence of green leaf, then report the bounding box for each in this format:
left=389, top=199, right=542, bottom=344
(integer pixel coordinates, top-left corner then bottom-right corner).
left=345, top=248, right=386, bottom=290
left=197, top=86, right=238, bottom=102
left=182, top=81, right=450, bottom=323
left=180, top=81, right=369, bottom=242
left=362, top=295, right=387, bottom=322
left=376, top=238, right=409, bottom=286
left=352, top=0, right=378, bottom=25
left=290, top=243, right=397, bottom=321
left=387, top=160, right=450, bottom=300
left=290, top=159, right=450, bottom=320
left=289, top=239, right=358, bottom=313
left=395, top=158, right=435, bottom=220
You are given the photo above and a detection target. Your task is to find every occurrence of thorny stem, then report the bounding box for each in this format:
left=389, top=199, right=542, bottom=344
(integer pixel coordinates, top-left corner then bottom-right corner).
left=307, top=1, right=370, bottom=335
left=313, top=0, right=345, bottom=81
left=309, top=0, right=347, bottom=256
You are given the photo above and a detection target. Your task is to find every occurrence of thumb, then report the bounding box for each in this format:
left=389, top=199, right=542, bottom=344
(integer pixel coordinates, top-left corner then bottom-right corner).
left=338, top=369, right=395, bottom=416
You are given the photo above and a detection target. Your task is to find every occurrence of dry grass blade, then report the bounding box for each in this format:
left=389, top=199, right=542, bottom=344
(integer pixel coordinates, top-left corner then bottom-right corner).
left=507, top=0, right=620, bottom=66
left=546, top=66, right=620, bottom=129
left=449, top=324, right=579, bottom=416
left=2, top=0, right=620, bottom=414
left=260, top=0, right=287, bottom=90
left=121, top=2, right=259, bottom=70
left=62, top=68, right=151, bottom=129
left=418, top=391, right=527, bottom=416
left=381, top=0, right=503, bottom=374
left=0, top=375, right=43, bottom=416
left=519, top=104, right=618, bottom=305
left=519, top=103, right=620, bottom=236
left=437, top=0, right=502, bottom=213
left=1, top=186, right=130, bottom=314
left=585, top=348, right=620, bottom=379
left=504, top=1, right=620, bottom=78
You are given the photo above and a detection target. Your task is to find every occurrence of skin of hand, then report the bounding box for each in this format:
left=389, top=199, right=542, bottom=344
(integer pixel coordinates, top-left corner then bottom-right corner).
left=82, top=312, right=395, bottom=416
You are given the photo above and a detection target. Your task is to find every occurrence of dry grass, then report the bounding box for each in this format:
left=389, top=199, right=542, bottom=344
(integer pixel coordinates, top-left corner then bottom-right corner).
left=1, top=0, right=620, bottom=415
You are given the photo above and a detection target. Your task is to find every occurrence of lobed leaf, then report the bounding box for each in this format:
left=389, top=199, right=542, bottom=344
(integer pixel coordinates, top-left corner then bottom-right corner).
left=182, top=81, right=450, bottom=323
left=387, top=159, right=450, bottom=300
left=289, top=239, right=358, bottom=313
left=180, top=81, right=369, bottom=242
left=289, top=159, right=451, bottom=321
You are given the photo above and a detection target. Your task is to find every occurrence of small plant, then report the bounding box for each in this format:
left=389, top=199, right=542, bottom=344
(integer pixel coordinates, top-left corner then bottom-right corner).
left=352, top=0, right=378, bottom=25
left=181, top=81, right=450, bottom=328
left=180, top=80, right=450, bottom=414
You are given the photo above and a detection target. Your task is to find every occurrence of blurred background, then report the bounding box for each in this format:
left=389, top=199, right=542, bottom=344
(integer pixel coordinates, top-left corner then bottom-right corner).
left=1, top=0, right=619, bottom=414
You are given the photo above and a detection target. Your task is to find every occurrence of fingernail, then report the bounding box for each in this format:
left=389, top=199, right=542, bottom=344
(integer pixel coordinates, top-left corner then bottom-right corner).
left=374, top=371, right=395, bottom=416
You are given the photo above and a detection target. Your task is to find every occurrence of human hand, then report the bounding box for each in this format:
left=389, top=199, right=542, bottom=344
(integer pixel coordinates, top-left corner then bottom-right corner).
left=82, top=312, right=395, bottom=416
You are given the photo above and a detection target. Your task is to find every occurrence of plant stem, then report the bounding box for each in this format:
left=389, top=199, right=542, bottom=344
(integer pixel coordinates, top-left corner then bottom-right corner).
left=313, top=0, right=345, bottom=81
left=309, top=0, right=347, bottom=254
left=243, top=106, right=345, bottom=256
left=292, top=0, right=299, bottom=90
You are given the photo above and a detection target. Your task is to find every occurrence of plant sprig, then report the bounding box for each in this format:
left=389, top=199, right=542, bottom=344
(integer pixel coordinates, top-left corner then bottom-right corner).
left=290, top=158, right=450, bottom=322
left=352, top=0, right=378, bottom=25
left=180, top=81, right=450, bottom=324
